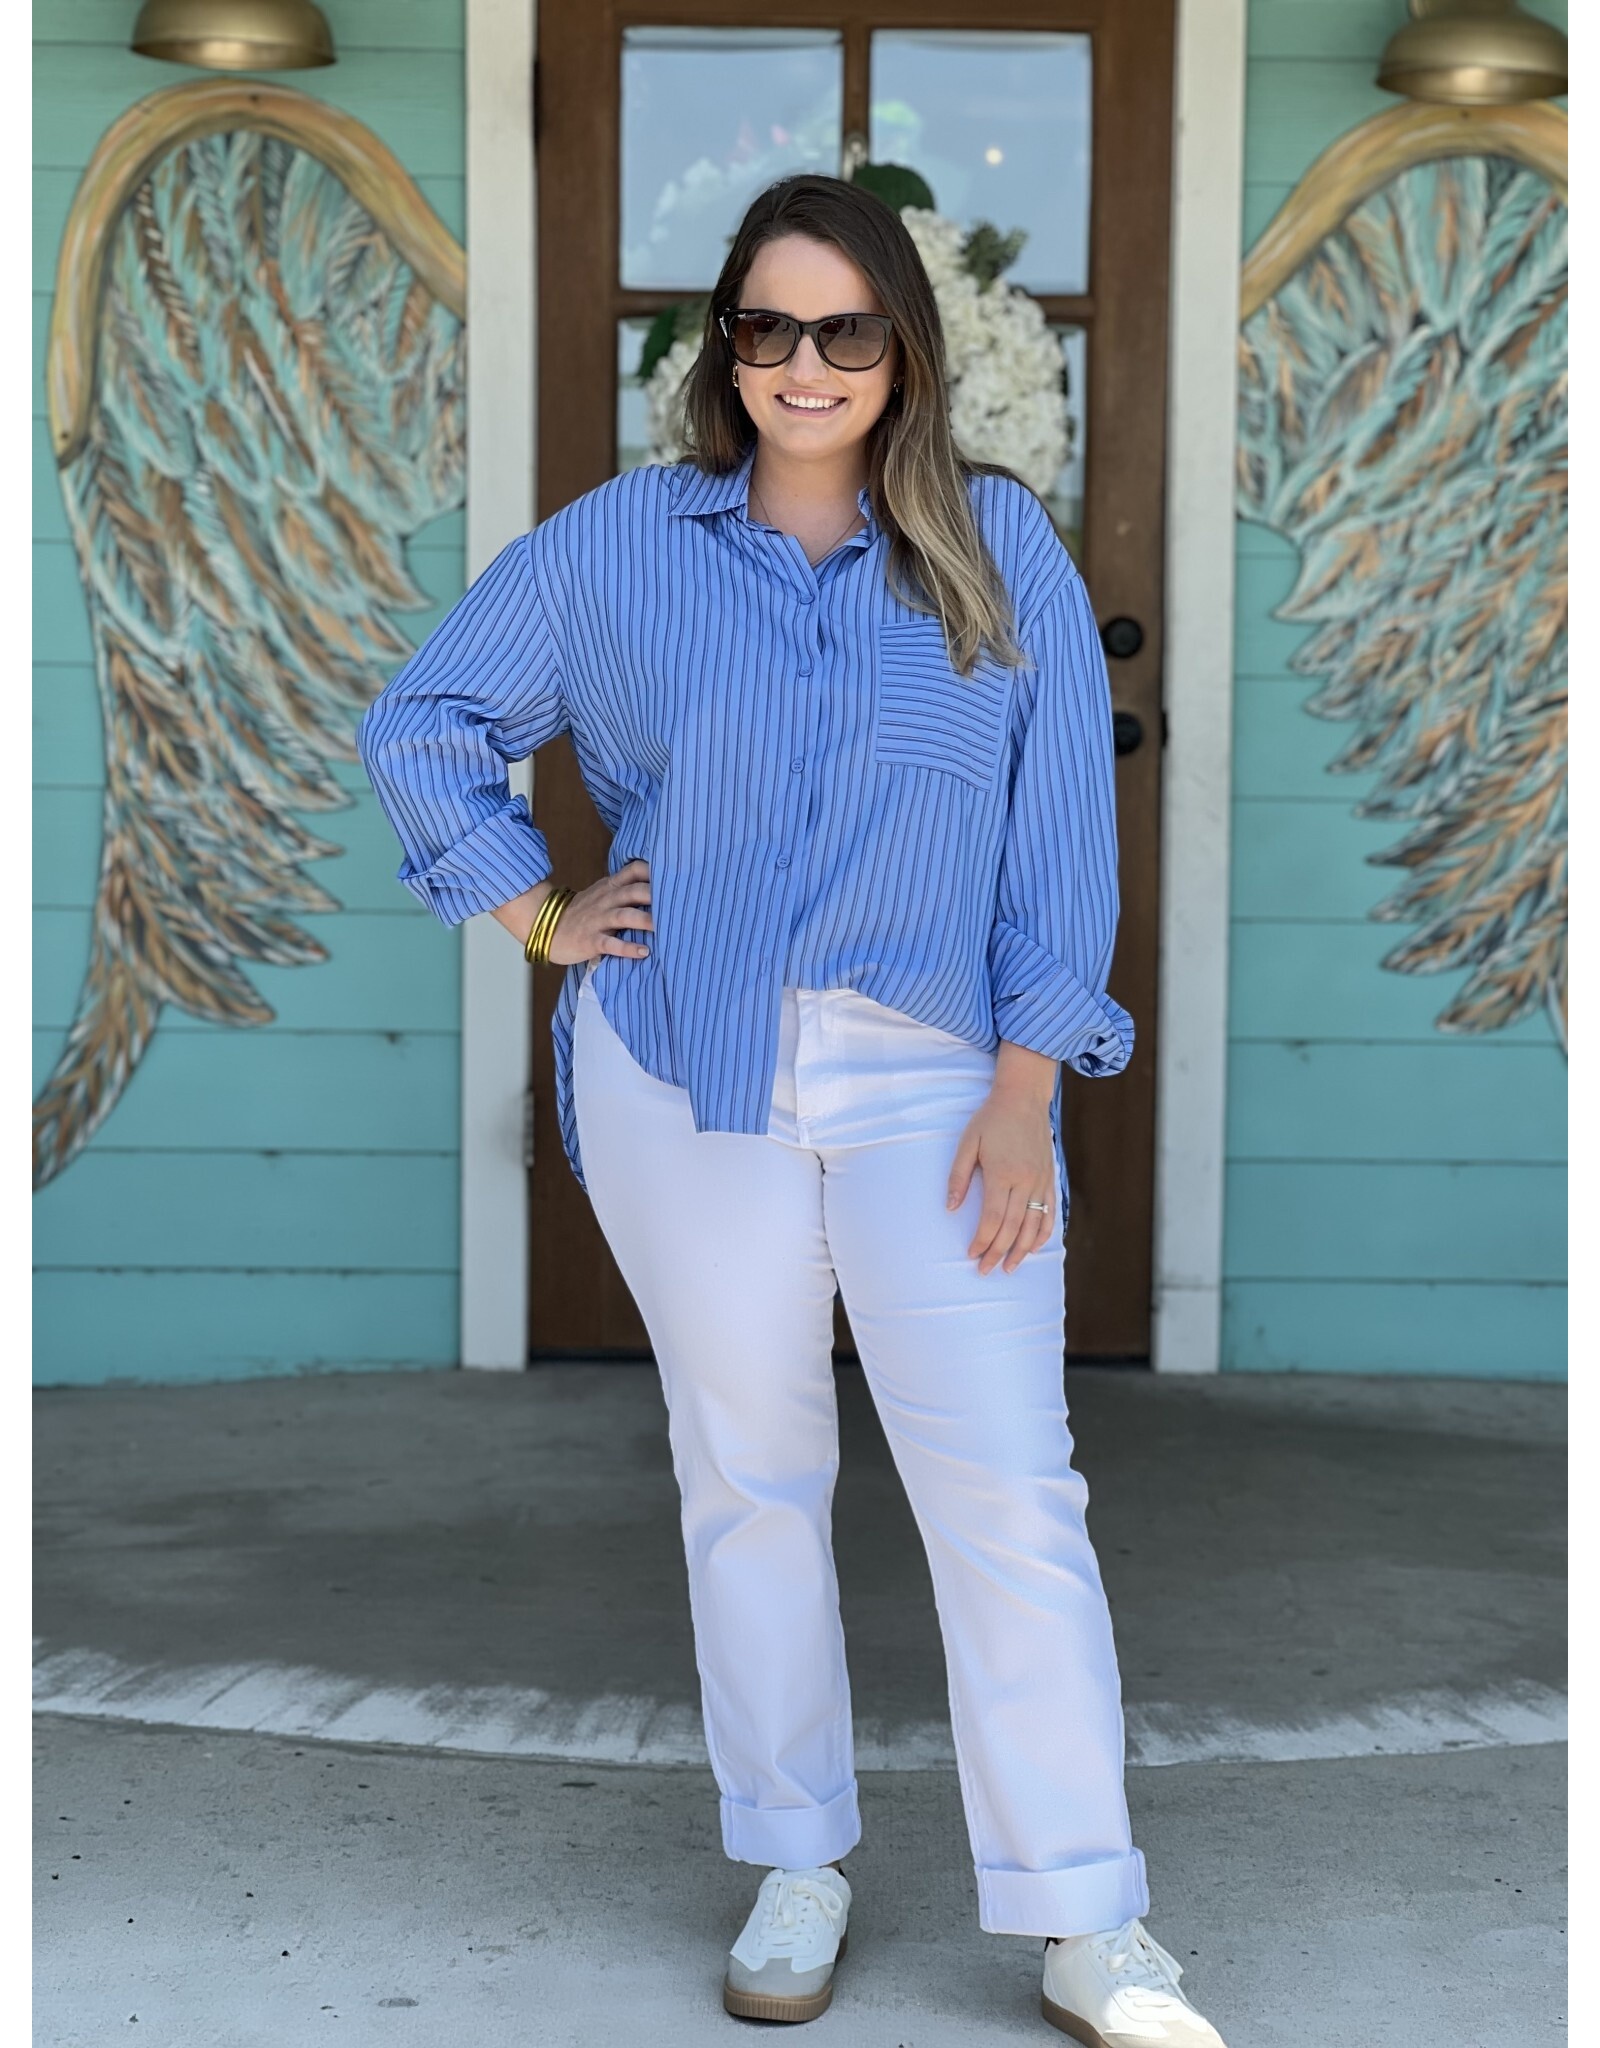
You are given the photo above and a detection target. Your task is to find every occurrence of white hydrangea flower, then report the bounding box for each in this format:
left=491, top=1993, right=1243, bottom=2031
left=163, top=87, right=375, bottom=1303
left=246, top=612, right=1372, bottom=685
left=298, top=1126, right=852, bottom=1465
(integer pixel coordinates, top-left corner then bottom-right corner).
left=902, top=207, right=1069, bottom=497
left=641, top=206, right=1070, bottom=496
left=643, top=334, right=700, bottom=465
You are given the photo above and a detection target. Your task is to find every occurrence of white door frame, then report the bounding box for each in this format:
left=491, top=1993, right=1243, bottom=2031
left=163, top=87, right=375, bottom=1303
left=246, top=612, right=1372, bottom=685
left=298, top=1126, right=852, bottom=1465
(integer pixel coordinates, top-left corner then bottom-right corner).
left=459, top=0, right=538, bottom=1369
left=1150, top=0, right=1246, bottom=1371
left=458, top=0, right=1245, bottom=1373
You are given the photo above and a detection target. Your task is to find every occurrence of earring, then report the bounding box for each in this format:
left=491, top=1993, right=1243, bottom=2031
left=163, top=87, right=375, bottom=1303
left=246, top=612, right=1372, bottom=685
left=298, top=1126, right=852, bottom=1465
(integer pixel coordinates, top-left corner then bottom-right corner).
left=732, top=367, right=741, bottom=388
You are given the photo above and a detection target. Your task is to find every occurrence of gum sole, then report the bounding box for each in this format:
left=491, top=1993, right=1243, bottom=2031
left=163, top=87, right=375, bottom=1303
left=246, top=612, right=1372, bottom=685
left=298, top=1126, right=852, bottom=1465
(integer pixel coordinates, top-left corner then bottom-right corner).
left=1041, top=1992, right=1110, bottom=2046
left=723, top=1932, right=847, bottom=2023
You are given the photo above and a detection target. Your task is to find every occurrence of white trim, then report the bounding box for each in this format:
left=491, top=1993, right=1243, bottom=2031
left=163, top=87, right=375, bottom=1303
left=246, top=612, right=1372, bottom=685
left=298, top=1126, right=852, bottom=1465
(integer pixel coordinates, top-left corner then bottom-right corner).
left=1151, top=0, right=1248, bottom=1373
left=460, top=0, right=538, bottom=1369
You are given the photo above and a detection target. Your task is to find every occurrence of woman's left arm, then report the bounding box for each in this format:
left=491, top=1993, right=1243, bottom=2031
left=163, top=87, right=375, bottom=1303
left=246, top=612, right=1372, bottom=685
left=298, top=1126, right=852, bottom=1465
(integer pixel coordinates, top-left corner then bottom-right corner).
left=947, top=568, right=1135, bottom=1273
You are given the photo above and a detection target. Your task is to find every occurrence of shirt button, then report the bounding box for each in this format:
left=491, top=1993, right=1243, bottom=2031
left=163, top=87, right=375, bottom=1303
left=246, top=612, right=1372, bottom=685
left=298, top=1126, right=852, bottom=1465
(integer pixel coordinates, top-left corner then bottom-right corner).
left=775, top=853, right=791, bottom=869
left=789, top=756, right=804, bottom=773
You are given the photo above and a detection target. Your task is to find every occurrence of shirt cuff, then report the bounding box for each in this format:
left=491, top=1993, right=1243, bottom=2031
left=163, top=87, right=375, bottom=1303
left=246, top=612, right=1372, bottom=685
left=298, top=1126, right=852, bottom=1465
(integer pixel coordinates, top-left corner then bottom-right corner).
left=989, top=924, right=1135, bottom=1077
left=396, top=795, right=553, bottom=925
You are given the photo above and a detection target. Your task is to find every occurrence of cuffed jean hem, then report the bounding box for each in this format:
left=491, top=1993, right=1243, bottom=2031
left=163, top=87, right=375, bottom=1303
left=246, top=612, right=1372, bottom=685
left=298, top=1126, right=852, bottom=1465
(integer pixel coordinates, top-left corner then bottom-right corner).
left=977, top=1847, right=1150, bottom=1939
left=720, top=1782, right=862, bottom=1869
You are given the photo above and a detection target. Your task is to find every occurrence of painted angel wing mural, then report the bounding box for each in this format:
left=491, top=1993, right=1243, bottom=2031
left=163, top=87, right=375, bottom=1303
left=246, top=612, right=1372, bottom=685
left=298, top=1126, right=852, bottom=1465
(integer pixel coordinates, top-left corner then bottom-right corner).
left=35, top=80, right=466, bottom=1188
left=1237, top=105, right=1567, bottom=1046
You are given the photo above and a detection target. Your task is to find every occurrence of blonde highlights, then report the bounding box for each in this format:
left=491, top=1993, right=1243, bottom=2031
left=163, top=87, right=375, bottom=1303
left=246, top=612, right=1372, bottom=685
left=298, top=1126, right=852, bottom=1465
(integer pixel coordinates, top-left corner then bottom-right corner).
left=679, top=175, right=1028, bottom=677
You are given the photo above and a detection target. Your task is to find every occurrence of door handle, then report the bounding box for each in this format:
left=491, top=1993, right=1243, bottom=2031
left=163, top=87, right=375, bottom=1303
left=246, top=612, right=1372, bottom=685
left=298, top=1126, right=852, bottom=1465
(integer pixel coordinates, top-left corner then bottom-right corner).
left=1099, top=615, right=1144, bottom=660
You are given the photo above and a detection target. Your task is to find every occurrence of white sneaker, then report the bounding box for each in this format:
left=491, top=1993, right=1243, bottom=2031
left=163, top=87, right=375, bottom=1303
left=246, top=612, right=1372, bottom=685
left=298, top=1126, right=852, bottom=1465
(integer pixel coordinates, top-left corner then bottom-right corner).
left=723, top=1864, right=852, bottom=2022
left=1042, top=1918, right=1227, bottom=2045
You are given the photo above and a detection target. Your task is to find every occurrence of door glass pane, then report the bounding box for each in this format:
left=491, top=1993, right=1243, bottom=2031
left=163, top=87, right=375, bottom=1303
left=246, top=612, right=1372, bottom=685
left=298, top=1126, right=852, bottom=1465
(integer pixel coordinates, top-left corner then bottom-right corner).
left=622, top=28, right=843, bottom=290
left=1043, top=325, right=1088, bottom=561
left=870, top=31, right=1091, bottom=296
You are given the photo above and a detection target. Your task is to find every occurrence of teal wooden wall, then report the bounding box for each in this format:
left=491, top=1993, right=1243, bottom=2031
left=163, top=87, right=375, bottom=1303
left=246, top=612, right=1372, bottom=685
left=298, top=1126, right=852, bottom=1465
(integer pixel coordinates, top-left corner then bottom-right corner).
left=32, top=2, right=469, bottom=1383
left=1223, top=0, right=1568, bottom=1377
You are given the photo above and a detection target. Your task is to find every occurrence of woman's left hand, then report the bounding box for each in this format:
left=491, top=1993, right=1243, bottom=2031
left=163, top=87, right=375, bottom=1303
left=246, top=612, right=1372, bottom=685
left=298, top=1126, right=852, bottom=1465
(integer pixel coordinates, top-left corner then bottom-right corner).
left=946, top=1078, right=1058, bottom=1276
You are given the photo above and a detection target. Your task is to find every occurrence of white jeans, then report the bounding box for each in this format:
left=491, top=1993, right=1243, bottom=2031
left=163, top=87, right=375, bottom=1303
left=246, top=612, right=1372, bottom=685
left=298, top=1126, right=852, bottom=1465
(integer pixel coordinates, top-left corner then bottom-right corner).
left=571, top=967, right=1148, bottom=1938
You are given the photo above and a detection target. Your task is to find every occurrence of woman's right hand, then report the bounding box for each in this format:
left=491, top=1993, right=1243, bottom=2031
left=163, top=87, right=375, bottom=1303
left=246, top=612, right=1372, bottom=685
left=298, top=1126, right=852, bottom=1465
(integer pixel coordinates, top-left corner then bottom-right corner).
left=546, top=858, right=653, bottom=965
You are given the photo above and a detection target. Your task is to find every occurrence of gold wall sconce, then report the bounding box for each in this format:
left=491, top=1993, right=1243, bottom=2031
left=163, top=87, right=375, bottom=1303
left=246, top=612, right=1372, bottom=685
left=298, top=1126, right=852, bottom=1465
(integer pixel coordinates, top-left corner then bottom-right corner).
left=130, top=0, right=336, bottom=71
left=1377, top=1, right=1567, bottom=105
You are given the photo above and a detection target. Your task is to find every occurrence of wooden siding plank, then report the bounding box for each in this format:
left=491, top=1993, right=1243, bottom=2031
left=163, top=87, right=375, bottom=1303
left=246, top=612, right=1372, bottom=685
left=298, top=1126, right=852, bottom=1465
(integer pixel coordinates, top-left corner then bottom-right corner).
left=1242, top=180, right=1296, bottom=249
left=1232, top=676, right=1388, bottom=802
left=1226, top=1040, right=1567, bottom=1164
left=34, top=908, right=461, bottom=1033
left=31, top=291, right=49, bottom=403
left=32, top=661, right=102, bottom=789
left=32, top=1027, right=459, bottom=1153
left=33, top=1151, right=459, bottom=1271
left=33, top=542, right=92, bottom=664
left=1245, top=0, right=1566, bottom=66
left=32, top=46, right=465, bottom=178
left=1246, top=5, right=1405, bottom=62
left=1223, top=1160, right=1566, bottom=1283
left=1227, top=921, right=1560, bottom=1046
left=413, top=506, right=466, bottom=553
left=33, top=169, right=463, bottom=309
left=32, top=536, right=464, bottom=671
left=32, top=416, right=63, bottom=528
left=1221, top=1278, right=1566, bottom=1379
left=33, top=786, right=438, bottom=915
left=1243, top=60, right=1394, bottom=185
left=1231, top=798, right=1410, bottom=920
left=1236, top=514, right=1291, bottom=562
left=1232, top=550, right=1322, bottom=670
left=32, top=1269, right=459, bottom=1384
left=32, top=676, right=455, bottom=799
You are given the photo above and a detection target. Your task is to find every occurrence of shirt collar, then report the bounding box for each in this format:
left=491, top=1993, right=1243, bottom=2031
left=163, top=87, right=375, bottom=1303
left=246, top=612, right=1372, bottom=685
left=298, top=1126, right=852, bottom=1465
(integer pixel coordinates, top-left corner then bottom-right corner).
left=668, top=443, right=877, bottom=534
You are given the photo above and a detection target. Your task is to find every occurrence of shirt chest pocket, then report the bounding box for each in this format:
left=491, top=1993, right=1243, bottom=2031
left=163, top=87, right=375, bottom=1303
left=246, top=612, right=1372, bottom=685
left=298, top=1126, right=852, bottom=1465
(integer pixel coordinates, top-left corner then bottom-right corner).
left=873, top=619, right=1011, bottom=793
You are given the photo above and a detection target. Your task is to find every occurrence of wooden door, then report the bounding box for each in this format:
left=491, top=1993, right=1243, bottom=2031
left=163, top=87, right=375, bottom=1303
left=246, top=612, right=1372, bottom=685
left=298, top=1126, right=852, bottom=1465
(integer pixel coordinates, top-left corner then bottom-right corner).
left=530, top=0, right=1173, bottom=1359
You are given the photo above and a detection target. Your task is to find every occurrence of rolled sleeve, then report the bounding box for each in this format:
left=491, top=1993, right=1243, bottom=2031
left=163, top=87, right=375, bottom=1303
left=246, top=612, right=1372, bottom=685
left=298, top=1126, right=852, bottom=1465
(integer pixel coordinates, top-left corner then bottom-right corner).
left=395, top=794, right=552, bottom=924
left=358, top=531, right=569, bottom=927
left=988, top=569, right=1135, bottom=1078
left=989, top=925, right=1134, bottom=1075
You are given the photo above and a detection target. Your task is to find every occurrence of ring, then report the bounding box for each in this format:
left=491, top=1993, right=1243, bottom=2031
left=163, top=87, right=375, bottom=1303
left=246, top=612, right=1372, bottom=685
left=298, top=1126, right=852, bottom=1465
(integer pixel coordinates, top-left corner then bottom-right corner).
left=1025, top=1200, right=1049, bottom=1212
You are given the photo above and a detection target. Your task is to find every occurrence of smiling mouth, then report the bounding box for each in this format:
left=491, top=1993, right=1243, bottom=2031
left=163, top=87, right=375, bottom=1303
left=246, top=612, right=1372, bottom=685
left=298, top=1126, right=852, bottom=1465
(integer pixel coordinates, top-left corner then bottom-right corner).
left=777, top=393, right=845, bottom=413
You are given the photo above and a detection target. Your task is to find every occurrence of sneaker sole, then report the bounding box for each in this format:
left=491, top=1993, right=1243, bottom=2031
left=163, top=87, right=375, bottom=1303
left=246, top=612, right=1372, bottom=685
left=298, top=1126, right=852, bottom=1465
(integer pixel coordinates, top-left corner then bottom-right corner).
left=722, top=1931, right=848, bottom=2023
left=1041, top=1991, right=1112, bottom=2047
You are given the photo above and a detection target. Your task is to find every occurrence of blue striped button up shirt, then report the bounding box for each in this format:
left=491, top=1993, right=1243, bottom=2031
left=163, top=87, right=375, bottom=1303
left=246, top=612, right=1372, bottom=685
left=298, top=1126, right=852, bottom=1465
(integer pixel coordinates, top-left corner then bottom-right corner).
left=358, top=445, right=1133, bottom=1213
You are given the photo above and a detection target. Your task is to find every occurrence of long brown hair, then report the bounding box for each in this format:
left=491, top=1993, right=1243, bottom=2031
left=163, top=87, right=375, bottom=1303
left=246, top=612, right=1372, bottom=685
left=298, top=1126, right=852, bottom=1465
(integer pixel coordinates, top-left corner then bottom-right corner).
left=679, top=174, right=1027, bottom=676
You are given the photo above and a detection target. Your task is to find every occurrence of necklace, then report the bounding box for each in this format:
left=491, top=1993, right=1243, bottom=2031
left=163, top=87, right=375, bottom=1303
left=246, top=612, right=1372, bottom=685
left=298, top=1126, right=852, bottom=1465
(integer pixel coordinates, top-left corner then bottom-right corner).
left=749, top=480, right=866, bottom=564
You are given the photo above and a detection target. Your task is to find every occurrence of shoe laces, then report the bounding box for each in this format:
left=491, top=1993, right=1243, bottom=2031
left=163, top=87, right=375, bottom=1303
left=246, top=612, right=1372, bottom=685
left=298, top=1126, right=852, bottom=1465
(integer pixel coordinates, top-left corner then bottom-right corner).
left=753, top=1870, right=846, bottom=1958
left=1087, top=1919, right=1186, bottom=2006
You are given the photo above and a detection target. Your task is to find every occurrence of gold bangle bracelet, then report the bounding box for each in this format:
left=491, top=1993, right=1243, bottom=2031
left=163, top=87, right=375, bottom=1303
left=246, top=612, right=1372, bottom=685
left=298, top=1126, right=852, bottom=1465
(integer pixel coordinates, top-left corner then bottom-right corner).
left=524, top=894, right=560, bottom=966
left=533, top=895, right=571, bottom=966
left=523, top=890, right=558, bottom=966
left=539, top=887, right=577, bottom=964
left=524, top=901, right=557, bottom=962
left=524, top=885, right=575, bottom=967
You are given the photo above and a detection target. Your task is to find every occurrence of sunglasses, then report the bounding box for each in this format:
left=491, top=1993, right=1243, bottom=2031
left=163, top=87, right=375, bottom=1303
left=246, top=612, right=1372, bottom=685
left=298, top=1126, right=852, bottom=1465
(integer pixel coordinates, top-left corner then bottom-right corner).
left=719, top=308, right=895, bottom=373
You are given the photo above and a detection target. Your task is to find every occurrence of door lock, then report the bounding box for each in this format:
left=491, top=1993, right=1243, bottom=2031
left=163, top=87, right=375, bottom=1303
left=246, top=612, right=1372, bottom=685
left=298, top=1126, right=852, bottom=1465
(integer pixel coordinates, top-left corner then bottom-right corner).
left=1099, top=615, right=1144, bottom=660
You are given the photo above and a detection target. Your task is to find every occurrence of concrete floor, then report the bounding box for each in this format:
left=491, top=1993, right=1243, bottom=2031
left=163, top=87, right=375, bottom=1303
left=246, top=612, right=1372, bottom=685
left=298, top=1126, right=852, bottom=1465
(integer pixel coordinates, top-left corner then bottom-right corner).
left=34, top=1366, right=1567, bottom=2046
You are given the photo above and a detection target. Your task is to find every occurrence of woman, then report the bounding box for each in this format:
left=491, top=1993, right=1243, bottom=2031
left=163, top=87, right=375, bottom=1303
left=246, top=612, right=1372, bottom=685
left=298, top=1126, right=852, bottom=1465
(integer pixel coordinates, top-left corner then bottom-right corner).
left=360, top=174, right=1225, bottom=2047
